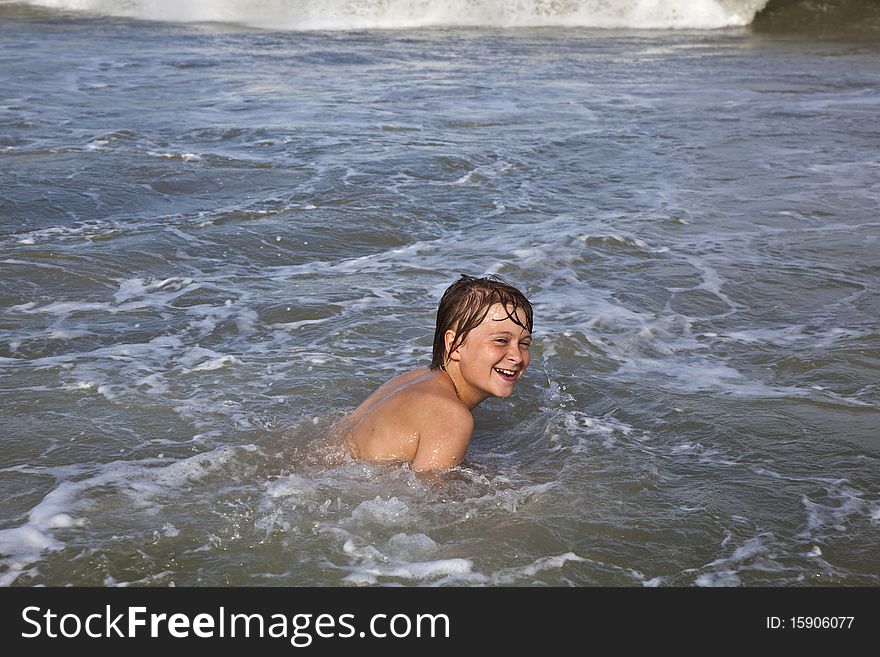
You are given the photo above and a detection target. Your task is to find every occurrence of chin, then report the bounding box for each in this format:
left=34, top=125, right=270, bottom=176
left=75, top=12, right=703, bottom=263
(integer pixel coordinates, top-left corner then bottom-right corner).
left=494, top=386, right=516, bottom=398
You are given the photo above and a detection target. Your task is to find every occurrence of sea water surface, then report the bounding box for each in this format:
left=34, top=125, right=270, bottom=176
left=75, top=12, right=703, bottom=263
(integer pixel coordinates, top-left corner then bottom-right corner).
left=1, top=0, right=879, bottom=587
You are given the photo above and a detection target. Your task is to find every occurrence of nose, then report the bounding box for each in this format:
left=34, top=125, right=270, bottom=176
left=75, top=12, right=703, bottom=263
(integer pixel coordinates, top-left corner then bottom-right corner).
left=506, top=343, right=523, bottom=365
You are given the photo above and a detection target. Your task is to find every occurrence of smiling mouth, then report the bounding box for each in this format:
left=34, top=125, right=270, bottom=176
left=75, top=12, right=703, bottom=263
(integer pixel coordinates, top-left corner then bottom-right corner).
left=494, top=367, right=519, bottom=381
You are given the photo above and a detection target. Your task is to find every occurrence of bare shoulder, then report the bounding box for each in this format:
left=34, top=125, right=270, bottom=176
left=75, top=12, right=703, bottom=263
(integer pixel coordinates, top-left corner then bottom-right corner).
left=399, top=374, right=473, bottom=428
left=418, top=392, right=473, bottom=428
left=409, top=393, right=474, bottom=472
left=342, top=367, right=474, bottom=471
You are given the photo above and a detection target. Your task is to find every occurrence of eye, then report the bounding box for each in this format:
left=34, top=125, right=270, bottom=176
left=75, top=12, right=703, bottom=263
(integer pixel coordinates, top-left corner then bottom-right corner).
left=521, top=342, right=532, bottom=350
left=494, top=338, right=509, bottom=345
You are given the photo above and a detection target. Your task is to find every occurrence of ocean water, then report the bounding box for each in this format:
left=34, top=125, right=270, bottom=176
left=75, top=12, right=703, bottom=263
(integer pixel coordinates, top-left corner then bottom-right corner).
left=1, top=0, right=878, bottom=587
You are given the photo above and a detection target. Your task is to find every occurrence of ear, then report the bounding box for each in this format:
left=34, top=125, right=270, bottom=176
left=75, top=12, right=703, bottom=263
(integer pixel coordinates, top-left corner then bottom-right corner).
left=444, top=329, right=462, bottom=363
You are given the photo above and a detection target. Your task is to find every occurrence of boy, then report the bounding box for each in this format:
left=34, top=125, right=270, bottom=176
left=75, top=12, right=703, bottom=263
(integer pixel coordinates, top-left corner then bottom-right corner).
left=339, top=274, right=533, bottom=471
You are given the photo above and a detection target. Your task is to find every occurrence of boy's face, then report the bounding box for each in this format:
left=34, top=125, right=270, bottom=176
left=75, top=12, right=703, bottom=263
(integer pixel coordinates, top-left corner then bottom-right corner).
left=451, top=302, right=532, bottom=400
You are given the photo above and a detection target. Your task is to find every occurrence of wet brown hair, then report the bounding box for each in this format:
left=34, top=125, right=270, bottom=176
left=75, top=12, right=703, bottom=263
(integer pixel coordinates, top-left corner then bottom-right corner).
left=431, top=274, right=533, bottom=371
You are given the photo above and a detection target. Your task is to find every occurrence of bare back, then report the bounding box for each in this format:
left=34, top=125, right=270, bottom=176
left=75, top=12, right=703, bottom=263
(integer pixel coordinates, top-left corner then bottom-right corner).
left=335, top=367, right=474, bottom=470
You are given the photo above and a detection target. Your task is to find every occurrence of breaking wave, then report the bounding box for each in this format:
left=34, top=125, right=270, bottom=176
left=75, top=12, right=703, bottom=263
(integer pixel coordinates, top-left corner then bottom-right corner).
left=4, top=0, right=773, bottom=30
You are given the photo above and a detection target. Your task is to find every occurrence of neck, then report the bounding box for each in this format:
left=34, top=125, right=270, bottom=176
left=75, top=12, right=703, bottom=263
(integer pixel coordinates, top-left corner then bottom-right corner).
left=442, top=364, right=487, bottom=410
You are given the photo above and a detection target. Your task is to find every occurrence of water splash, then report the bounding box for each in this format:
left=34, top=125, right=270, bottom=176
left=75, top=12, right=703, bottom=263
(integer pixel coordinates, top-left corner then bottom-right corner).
left=13, top=0, right=769, bottom=30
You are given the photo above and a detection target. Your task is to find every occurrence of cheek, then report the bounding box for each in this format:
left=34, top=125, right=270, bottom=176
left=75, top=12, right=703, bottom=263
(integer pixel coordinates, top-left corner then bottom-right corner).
left=478, top=351, right=497, bottom=371
left=462, top=345, right=493, bottom=371
left=474, top=347, right=504, bottom=372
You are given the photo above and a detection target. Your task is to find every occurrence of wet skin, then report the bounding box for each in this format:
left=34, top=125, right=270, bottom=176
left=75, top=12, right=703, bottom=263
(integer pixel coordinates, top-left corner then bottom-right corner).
left=337, top=303, right=531, bottom=471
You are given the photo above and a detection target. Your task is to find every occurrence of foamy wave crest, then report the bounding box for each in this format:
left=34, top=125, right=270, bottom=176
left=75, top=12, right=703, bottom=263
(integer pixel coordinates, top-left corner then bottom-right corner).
left=15, top=0, right=770, bottom=30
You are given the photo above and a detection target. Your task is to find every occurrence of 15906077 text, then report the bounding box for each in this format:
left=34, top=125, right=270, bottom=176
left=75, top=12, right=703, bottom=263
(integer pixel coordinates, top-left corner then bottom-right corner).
left=766, top=616, right=854, bottom=630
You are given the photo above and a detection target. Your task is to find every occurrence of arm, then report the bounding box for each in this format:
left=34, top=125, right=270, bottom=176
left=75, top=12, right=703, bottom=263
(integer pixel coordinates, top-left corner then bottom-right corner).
left=410, top=402, right=474, bottom=472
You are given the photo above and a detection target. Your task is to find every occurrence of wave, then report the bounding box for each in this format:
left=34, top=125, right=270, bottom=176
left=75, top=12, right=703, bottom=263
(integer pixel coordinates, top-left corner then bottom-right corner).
left=2, top=0, right=770, bottom=30
left=3, top=0, right=878, bottom=32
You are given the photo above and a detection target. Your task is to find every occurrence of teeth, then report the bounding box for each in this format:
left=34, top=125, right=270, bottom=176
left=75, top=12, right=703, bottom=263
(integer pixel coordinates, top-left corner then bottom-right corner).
left=495, top=368, right=517, bottom=377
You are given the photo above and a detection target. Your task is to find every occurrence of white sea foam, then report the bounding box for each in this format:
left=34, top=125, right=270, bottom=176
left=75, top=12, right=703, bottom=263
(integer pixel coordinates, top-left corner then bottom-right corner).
left=17, top=0, right=769, bottom=30
left=0, top=447, right=253, bottom=585
left=189, top=354, right=241, bottom=372
left=689, top=534, right=775, bottom=587
left=113, top=276, right=195, bottom=304
left=6, top=219, right=123, bottom=245
left=338, top=522, right=583, bottom=585
left=454, top=481, right=555, bottom=515
left=487, top=552, right=585, bottom=584
left=10, top=300, right=111, bottom=315
left=46, top=328, right=90, bottom=340
left=0, top=526, right=59, bottom=587
left=723, top=325, right=868, bottom=348
left=146, top=150, right=202, bottom=161
left=0, top=477, right=87, bottom=586
left=63, top=380, right=96, bottom=391
left=694, top=570, right=742, bottom=586
left=798, top=481, right=872, bottom=540
left=386, top=532, right=440, bottom=561
left=343, top=557, right=474, bottom=585
left=350, top=496, right=410, bottom=527
left=175, top=346, right=224, bottom=369
left=545, top=410, right=636, bottom=452
left=8, top=277, right=198, bottom=318
left=320, top=521, right=475, bottom=585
